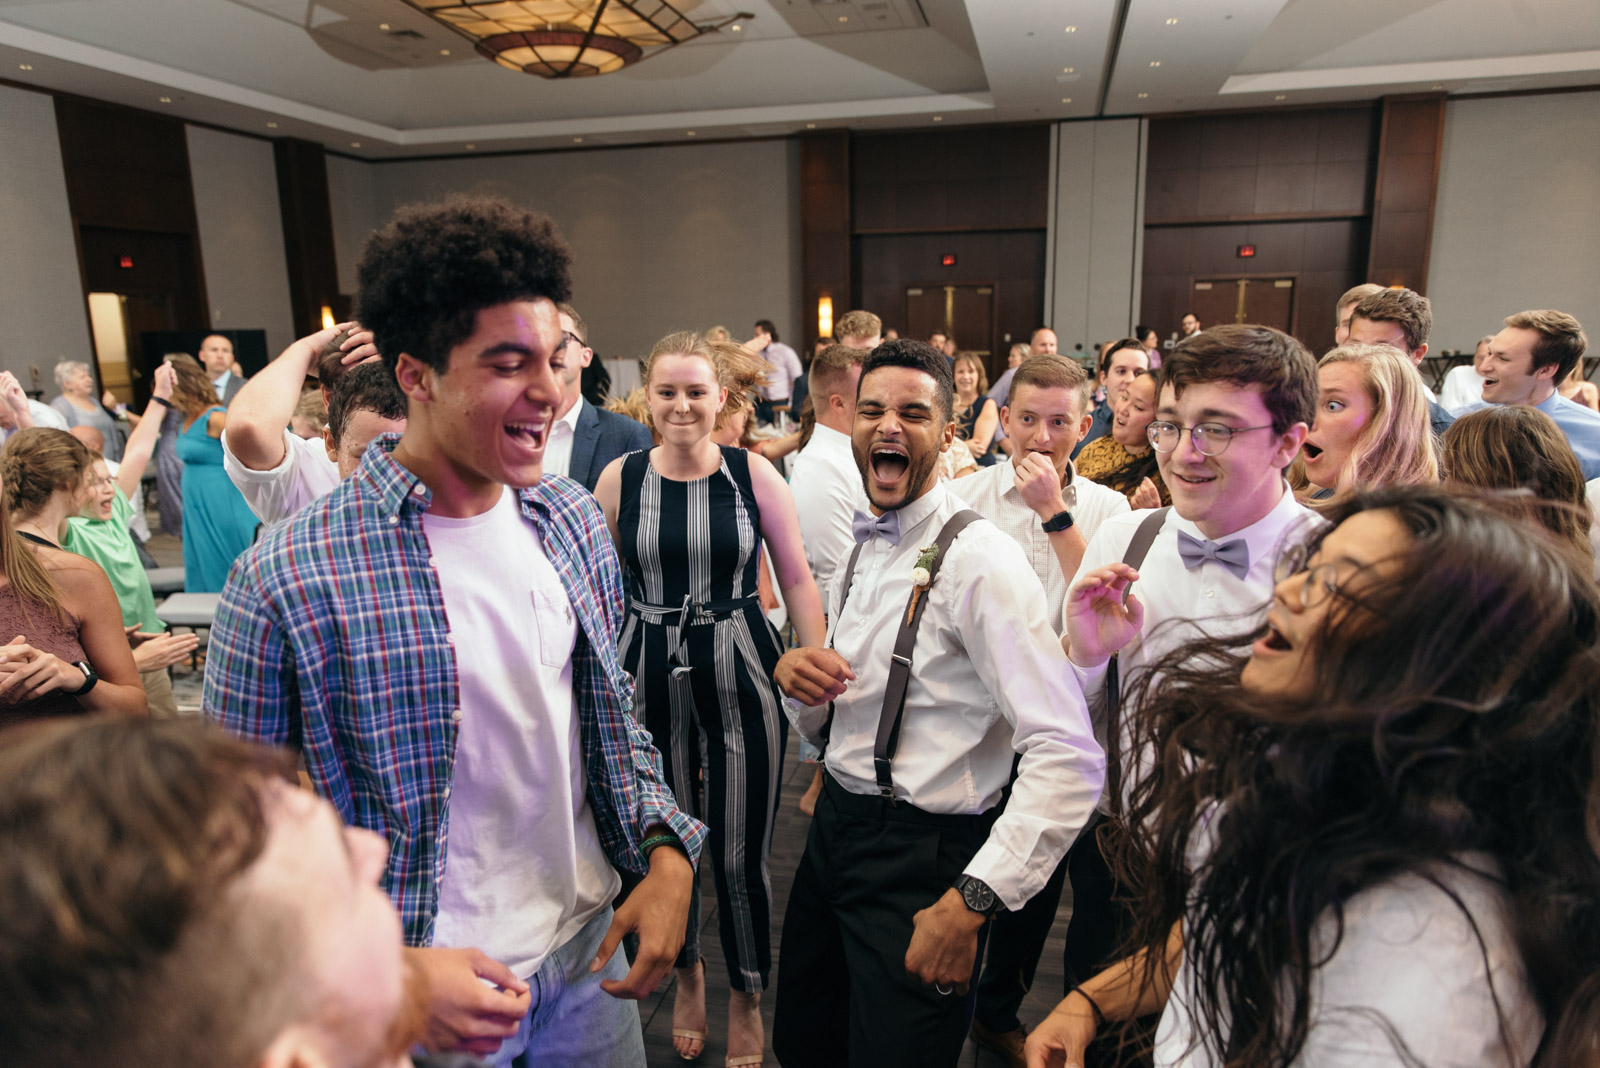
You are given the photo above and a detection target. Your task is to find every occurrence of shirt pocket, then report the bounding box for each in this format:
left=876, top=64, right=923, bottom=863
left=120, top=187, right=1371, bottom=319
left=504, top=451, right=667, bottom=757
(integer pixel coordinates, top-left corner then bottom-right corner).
left=534, top=587, right=577, bottom=668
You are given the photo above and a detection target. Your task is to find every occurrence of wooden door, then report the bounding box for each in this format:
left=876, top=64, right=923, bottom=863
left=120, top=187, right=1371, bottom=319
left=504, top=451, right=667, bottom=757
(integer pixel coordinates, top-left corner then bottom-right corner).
left=1188, top=276, right=1297, bottom=336
left=903, top=283, right=998, bottom=376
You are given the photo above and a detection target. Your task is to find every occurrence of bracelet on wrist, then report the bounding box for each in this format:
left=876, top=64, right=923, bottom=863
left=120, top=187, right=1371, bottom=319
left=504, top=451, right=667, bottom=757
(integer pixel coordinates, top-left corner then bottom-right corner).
left=151, top=395, right=174, bottom=408
left=1067, top=985, right=1107, bottom=1029
left=640, top=832, right=685, bottom=858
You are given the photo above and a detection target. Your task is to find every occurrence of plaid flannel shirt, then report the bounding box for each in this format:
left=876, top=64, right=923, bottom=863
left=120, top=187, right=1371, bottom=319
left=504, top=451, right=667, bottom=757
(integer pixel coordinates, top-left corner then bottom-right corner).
left=204, top=435, right=705, bottom=946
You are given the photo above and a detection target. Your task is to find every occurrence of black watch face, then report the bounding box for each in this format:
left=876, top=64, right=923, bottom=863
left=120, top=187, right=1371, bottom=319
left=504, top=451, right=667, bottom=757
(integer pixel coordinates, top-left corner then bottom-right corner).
left=962, top=878, right=995, bottom=913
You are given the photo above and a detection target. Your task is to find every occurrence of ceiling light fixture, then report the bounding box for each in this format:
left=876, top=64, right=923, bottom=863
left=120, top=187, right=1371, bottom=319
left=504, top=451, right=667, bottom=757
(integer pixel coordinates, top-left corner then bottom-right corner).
left=351, top=141, right=362, bottom=147
left=805, top=123, right=816, bottom=129
left=686, top=130, right=696, bottom=136
left=379, top=23, right=391, bottom=30
left=1061, top=97, right=1071, bottom=104
left=1137, top=92, right=1149, bottom=99
left=933, top=115, right=943, bottom=122
left=1275, top=94, right=1286, bottom=101
left=465, top=143, right=476, bottom=149
left=1064, top=25, right=1076, bottom=33
left=158, top=96, right=172, bottom=103
left=730, top=24, right=741, bottom=32
left=1150, top=60, right=1161, bottom=67
left=1432, top=83, right=1445, bottom=90
left=1166, top=17, right=1178, bottom=25
left=266, top=121, right=279, bottom=128
left=440, top=48, right=451, bottom=54
left=18, top=63, right=33, bottom=70
left=404, top=0, right=753, bottom=79
left=1062, top=66, right=1074, bottom=73
left=837, top=14, right=848, bottom=21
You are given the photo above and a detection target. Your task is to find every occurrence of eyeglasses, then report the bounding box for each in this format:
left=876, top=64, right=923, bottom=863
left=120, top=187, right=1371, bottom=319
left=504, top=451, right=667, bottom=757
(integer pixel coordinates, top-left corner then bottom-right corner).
left=1146, top=420, right=1275, bottom=456
left=560, top=330, right=586, bottom=350
left=1272, top=544, right=1341, bottom=609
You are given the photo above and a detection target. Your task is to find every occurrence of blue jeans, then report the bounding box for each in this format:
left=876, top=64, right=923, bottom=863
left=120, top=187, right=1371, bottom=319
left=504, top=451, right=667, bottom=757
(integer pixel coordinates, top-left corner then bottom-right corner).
left=485, top=907, right=645, bottom=1068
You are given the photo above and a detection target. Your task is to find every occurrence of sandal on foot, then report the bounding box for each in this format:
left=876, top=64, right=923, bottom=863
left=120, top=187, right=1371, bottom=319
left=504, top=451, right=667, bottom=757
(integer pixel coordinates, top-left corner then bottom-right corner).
left=725, top=1058, right=763, bottom=1067
left=672, top=1029, right=708, bottom=1063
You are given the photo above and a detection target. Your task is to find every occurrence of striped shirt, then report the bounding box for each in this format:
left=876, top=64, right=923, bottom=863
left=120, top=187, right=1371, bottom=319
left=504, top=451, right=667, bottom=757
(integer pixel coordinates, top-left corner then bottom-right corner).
left=203, top=434, right=706, bottom=947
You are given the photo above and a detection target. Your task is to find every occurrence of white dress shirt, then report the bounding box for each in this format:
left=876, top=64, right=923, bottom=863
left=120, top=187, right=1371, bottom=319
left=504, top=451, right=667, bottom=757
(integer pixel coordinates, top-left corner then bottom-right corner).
left=542, top=395, right=585, bottom=479
left=221, top=428, right=340, bottom=525
left=796, top=483, right=1105, bottom=909
left=1068, top=487, right=1320, bottom=811
left=950, top=458, right=1130, bottom=635
left=789, top=423, right=867, bottom=611
left=1156, top=831, right=1539, bottom=1066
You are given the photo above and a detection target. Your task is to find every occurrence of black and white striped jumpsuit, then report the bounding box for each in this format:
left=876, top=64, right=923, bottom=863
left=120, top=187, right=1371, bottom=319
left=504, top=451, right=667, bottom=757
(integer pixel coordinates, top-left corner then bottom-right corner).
left=616, top=445, right=785, bottom=993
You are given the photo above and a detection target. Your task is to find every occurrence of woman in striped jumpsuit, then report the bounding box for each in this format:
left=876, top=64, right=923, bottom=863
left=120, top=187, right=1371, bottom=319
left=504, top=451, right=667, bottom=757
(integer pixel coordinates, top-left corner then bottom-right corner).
left=596, top=332, right=826, bottom=1065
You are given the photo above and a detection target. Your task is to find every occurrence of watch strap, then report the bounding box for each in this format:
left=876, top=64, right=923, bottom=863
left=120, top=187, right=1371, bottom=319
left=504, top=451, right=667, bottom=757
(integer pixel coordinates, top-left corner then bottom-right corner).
left=70, top=661, right=98, bottom=696
left=1041, top=509, right=1076, bottom=533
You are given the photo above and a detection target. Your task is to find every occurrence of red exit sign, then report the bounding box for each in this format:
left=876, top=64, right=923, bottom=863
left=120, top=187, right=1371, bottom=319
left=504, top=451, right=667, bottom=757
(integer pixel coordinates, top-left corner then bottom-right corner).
left=941, top=253, right=957, bottom=266
left=119, top=255, right=134, bottom=268
left=1236, top=244, right=1256, bottom=258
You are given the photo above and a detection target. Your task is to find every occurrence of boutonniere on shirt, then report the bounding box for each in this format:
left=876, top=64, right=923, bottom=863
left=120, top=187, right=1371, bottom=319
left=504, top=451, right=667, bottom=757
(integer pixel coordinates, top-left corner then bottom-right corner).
left=906, top=542, right=941, bottom=626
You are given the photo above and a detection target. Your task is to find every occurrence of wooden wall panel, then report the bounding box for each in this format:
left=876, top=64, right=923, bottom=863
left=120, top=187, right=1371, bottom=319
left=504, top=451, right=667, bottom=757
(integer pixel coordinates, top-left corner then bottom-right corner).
left=800, top=131, right=851, bottom=353
left=850, top=125, right=1050, bottom=233
left=1366, top=95, right=1446, bottom=290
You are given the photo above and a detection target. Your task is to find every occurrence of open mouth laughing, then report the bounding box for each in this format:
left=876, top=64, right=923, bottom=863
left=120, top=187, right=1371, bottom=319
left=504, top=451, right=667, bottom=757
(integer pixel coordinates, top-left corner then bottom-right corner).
left=869, top=442, right=910, bottom=490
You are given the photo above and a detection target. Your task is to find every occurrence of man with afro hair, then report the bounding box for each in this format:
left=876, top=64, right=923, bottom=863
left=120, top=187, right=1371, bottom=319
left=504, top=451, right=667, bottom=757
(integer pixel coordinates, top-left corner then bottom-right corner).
left=205, top=196, right=705, bottom=1066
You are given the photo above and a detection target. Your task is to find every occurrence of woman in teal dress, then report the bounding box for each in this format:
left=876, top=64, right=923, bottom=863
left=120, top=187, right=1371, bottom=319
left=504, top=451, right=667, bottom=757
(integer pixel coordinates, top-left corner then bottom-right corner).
left=169, top=359, right=258, bottom=592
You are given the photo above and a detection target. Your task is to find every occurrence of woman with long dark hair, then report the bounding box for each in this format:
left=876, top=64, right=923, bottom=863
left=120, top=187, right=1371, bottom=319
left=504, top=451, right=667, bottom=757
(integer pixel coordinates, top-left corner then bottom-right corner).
left=1027, top=487, right=1600, bottom=1067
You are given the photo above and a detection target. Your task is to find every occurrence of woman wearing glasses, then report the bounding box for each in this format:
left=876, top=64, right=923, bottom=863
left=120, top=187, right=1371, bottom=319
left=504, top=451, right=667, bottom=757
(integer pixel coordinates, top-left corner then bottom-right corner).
left=1028, top=486, right=1600, bottom=1067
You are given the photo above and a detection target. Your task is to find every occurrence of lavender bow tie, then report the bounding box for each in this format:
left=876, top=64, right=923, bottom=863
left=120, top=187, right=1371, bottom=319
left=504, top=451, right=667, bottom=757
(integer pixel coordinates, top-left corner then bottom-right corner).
left=851, top=509, right=901, bottom=546
left=1176, top=530, right=1250, bottom=579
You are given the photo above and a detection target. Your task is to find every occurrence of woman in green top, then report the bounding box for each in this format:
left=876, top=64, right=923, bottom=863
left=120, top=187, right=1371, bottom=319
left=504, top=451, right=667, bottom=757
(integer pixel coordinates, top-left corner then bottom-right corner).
left=12, top=362, right=199, bottom=715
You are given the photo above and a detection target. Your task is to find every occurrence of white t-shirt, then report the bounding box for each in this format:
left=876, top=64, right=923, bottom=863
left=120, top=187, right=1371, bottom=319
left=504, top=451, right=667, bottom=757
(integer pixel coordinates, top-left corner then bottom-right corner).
left=1156, top=817, right=1540, bottom=1066
left=221, top=428, right=340, bottom=525
left=426, top=488, right=618, bottom=979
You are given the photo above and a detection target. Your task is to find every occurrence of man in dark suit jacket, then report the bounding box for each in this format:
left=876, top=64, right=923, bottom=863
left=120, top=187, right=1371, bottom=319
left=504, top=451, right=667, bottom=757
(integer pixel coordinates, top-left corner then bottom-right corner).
left=199, top=333, right=248, bottom=405
left=551, top=303, right=652, bottom=492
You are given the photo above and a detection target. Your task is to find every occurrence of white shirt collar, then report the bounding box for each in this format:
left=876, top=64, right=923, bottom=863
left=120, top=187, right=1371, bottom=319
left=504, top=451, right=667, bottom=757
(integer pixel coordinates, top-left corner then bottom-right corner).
left=807, top=421, right=853, bottom=453
left=557, top=394, right=584, bottom=432
left=1170, top=481, right=1312, bottom=564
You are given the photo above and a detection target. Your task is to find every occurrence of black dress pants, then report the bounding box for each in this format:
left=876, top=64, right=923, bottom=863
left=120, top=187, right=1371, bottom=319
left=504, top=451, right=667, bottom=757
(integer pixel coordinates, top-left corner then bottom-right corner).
left=1062, top=815, right=1155, bottom=1068
left=772, top=774, right=996, bottom=1068
left=972, top=844, right=1071, bottom=1034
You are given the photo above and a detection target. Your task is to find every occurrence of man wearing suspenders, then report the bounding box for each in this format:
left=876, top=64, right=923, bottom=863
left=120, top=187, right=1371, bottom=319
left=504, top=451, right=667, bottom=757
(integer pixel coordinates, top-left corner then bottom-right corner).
left=770, top=339, right=1105, bottom=1067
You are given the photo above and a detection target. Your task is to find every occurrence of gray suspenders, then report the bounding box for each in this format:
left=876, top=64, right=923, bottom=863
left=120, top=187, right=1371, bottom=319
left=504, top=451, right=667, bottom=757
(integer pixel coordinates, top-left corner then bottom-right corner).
left=823, top=508, right=984, bottom=801
left=1103, top=506, right=1169, bottom=807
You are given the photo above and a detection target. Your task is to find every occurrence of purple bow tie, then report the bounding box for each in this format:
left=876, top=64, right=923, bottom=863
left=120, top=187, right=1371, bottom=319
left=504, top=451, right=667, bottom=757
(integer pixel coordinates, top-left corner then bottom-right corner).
left=851, top=509, right=901, bottom=546
left=1176, top=530, right=1250, bottom=579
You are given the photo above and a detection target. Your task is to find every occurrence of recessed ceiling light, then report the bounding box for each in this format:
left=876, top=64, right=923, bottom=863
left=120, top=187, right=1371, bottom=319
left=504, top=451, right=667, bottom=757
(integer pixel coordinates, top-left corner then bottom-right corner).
left=837, top=14, right=848, bottom=21
left=1275, top=94, right=1287, bottom=101
left=1062, top=67, right=1074, bottom=73
left=266, top=121, right=278, bottom=128
left=18, top=63, right=32, bottom=71
left=730, top=23, right=742, bottom=32
left=465, top=143, right=475, bottom=150
left=932, top=115, right=943, bottom=122
left=158, top=96, right=172, bottom=103
left=1064, top=26, right=1077, bottom=33
left=378, top=22, right=390, bottom=30
left=1166, top=17, right=1179, bottom=25
left=686, top=130, right=696, bottom=136
left=572, top=137, right=583, bottom=143
left=1432, top=83, right=1445, bottom=90
left=440, top=49, right=450, bottom=55
left=351, top=141, right=361, bottom=148
left=1150, top=60, right=1162, bottom=67
left=1137, top=92, right=1149, bottom=99
left=1061, top=97, right=1072, bottom=104
left=805, top=123, right=816, bottom=129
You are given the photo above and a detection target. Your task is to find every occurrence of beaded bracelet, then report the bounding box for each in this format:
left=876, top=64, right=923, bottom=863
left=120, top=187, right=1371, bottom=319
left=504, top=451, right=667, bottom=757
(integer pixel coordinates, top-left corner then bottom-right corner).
left=1067, top=985, right=1107, bottom=1029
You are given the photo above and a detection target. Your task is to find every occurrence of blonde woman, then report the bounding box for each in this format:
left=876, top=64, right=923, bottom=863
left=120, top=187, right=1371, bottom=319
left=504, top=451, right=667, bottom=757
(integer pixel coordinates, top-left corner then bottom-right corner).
left=1299, top=343, right=1438, bottom=502
left=595, top=331, right=825, bottom=1067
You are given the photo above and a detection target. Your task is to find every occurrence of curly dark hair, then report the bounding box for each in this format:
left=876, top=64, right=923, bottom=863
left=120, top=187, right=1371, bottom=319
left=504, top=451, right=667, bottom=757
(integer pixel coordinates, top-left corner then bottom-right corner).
left=355, top=195, right=573, bottom=376
left=1106, top=486, right=1600, bottom=1066
left=326, top=362, right=407, bottom=446
left=859, top=338, right=955, bottom=421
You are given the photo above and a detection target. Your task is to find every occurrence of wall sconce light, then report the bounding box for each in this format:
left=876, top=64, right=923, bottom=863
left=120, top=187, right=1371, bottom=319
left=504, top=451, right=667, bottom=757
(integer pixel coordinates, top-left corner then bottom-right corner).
left=817, top=295, right=834, bottom=339
left=321, top=305, right=337, bottom=330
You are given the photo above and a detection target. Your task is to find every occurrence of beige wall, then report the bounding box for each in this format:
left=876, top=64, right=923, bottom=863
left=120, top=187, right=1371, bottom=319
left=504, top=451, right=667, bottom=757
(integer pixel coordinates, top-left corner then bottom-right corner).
left=0, top=84, right=93, bottom=392
left=1428, top=90, right=1600, bottom=352
left=186, top=125, right=297, bottom=358
left=327, top=139, right=803, bottom=364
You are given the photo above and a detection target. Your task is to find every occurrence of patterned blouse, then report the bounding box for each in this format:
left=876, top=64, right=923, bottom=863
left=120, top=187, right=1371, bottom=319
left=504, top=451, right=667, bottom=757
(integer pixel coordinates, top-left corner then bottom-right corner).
left=1075, top=435, right=1172, bottom=507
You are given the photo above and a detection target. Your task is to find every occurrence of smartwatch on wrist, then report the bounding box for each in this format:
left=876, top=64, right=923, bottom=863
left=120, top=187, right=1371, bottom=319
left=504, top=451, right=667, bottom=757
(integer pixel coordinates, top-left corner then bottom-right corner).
left=70, top=660, right=99, bottom=697
left=954, top=874, right=1003, bottom=917
left=1041, top=509, right=1076, bottom=533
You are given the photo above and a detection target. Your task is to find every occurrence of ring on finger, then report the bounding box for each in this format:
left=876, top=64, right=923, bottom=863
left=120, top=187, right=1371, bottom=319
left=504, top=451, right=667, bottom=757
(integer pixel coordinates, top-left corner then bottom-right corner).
left=935, top=982, right=953, bottom=996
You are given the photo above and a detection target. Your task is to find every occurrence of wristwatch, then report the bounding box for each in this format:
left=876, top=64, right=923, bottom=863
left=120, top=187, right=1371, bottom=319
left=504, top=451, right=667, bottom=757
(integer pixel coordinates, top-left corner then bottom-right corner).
left=955, top=874, right=1003, bottom=917
left=70, top=660, right=99, bottom=697
left=1041, top=509, right=1076, bottom=533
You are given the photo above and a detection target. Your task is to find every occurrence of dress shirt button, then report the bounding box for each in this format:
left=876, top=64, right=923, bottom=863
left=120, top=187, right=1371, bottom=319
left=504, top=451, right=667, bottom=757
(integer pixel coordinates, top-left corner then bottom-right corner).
left=388, top=515, right=400, bottom=526
left=442, top=786, right=451, bottom=799
left=451, top=708, right=463, bottom=722
left=428, top=556, right=438, bottom=568
left=1204, top=588, right=1215, bottom=599
left=413, top=484, right=426, bottom=496
left=445, top=632, right=455, bottom=645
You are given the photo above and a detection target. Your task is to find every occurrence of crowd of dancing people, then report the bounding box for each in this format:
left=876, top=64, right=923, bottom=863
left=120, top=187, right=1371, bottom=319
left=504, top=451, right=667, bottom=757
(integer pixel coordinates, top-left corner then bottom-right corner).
left=2, top=195, right=1599, bottom=1068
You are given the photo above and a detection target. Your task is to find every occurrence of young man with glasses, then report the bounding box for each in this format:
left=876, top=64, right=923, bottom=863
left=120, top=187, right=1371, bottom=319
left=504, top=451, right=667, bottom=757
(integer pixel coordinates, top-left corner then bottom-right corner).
left=1049, top=324, right=1319, bottom=1067
left=543, top=303, right=652, bottom=492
